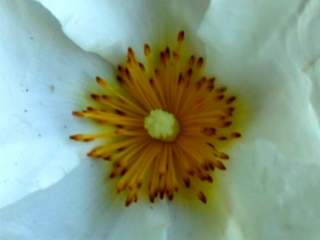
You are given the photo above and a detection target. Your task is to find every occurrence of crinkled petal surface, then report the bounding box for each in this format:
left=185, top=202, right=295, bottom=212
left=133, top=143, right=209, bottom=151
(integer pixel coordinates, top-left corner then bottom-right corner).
left=0, top=0, right=109, bottom=208
left=199, top=0, right=320, bottom=239
left=0, top=160, right=169, bottom=240
left=35, top=0, right=210, bottom=63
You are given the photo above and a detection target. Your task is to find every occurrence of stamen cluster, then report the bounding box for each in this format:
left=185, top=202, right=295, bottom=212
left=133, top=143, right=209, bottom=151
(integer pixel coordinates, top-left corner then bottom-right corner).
left=71, top=31, right=241, bottom=206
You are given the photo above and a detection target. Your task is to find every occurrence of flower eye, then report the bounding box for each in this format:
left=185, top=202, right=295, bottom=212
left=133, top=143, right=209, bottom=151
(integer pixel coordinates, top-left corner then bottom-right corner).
left=70, top=31, right=242, bottom=206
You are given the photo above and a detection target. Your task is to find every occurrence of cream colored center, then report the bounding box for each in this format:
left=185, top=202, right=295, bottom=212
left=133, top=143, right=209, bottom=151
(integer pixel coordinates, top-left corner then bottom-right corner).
left=144, top=109, right=180, bottom=142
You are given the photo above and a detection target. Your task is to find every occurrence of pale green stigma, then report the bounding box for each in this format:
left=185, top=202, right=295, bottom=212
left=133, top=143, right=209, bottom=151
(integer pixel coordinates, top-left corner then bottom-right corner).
left=144, top=109, right=180, bottom=142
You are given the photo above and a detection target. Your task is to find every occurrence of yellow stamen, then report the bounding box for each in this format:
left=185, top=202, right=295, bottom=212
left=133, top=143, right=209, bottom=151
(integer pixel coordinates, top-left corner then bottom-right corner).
left=70, top=31, right=242, bottom=206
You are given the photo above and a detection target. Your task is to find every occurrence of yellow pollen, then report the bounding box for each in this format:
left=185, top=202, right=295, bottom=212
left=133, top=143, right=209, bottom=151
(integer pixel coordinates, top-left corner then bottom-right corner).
left=70, top=31, right=242, bottom=206
left=144, top=109, right=180, bottom=142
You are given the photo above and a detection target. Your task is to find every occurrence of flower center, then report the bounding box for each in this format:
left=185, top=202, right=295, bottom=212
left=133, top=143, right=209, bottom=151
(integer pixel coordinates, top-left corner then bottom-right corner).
left=70, top=31, right=242, bottom=206
left=144, top=109, right=180, bottom=142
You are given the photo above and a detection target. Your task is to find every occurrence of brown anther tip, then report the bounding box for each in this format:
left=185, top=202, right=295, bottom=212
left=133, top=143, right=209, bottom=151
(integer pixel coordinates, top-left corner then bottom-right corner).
left=206, top=142, right=216, bottom=149
left=103, top=156, right=111, bottom=161
left=116, top=75, right=124, bottom=84
left=209, top=162, right=215, bottom=170
left=224, top=121, right=232, bottom=127
left=198, top=191, right=207, bottom=204
left=168, top=193, right=174, bottom=201
left=187, top=68, right=193, bottom=77
left=87, top=151, right=94, bottom=157
left=207, top=85, right=214, bottom=92
left=206, top=175, right=214, bottom=183
left=231, top=132, right=242, bottom=138
left=202, top=127, right=216, bottom=136
left=144, top=43, right=151, bottom=56
left=149, top=195, right=155, bottom=203
left=96, top=76, right=107, bottom=87
left=69, top=134, right=80, bottom=141
left=159, top=191, right=165, bottom=199
left=183, top=178, right=191, bottom=188
left=178, top=73, right=183, bottom=84
left=90, top=93, right=100, bottom=100
left=226, top=96, right=236, bottom=104
left=72, top=111, right=83, bottom=117
left=228, top=107, right=235, bottom=113
left=101, top=95, right=109, bottom=100
left=95, top=76, right=102, bottom=82
left=209, top=77, right=216, bottom=83
left=197, top=57, right=204, bottom=67
left=117, top=147, right=126, bottom=152
left=218, top=136, right=228, bottom=141
left=217, top=94, right=224, bottom=100
left=202, top=163, right=210, bottom=171
left=220, top=153, right=230, bottom=160
left=165, top=46, right=170, bottom=57
left=160, top=52, right=166, bottom=65
left=109, top=172, right=116, bottom=178
left=149, top=78, right=154, bottom=86
left=177, top=31, right=185, bottom=42
left=117, top=65, right=123, bottom=72
left=127, top=47, right=134, bottom=57
left=138, top=62, right=145, bottom=71
left=125, top=200, right=132, bottom=207
left=120, top=168, right=127, bottom=176
left=189, top=55, right=195, bottom=65
left=124, top=67, right=130, bottom=76
left=86, top=107, right=94, bottom=111
left=115, top=109, right=126, bottom=116
left=215, top=161, right=226, bottom=170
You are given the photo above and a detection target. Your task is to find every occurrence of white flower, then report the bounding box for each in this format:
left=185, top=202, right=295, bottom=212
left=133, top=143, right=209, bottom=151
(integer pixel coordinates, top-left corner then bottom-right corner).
left=1, top=0, right=320, bottom=240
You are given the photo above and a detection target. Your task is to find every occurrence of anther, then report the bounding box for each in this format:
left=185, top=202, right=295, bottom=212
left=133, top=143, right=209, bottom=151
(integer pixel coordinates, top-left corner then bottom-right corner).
left=189, top=55, right=196, bottom=65
left=202, top=127, right=216, bottom=136
left=226, top=96, right=236, bottom=104
left=231, top=132, right=242, bottom=138
left=177, top=31, right=185, bottom=43
left=128, top=47, right=135, bottom=59
left=96, top=76, right=108, bottom=87
left=116, top=75, right=125, bottom=84
left=178, top=73, right=184, bottom=84
left=197, top=57, right=204, bottom=67
left=165, top=46, right=170, bottom=58
left=72, top=111, right=84, bottom=117
left=197, top=191, right=207, bottom=204
left=144, top=44, right=151, bottom=56
left=138, top=62, right=145, bottom=71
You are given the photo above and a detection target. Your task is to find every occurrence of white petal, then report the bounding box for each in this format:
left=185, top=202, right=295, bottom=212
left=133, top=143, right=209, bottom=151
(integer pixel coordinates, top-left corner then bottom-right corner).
left=308, top=61, right=320, bottom=123
left=199, top=0, right=320, bottom=238
left=0, top=161, right=169, bottom=240
left=166, top=182, right=230, bottom=240
left=36, top=0, right=210, bottom=63
left=227, top=140, right=320, bottom=240
left=276, top=0, right=320, bottom=121
left=0, top=0, right=109, bottom=207
left=199, top=0, right=304, bottom=59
